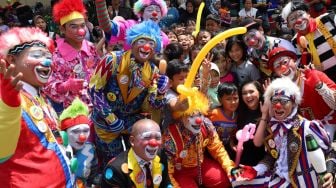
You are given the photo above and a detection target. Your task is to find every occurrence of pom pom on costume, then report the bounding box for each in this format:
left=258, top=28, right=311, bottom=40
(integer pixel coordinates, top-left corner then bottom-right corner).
left=59, top=98, right=90, bottom=130
left=53, top=0, right=86, bottom=25
left=264, top=77, right=302, bottom=106
left=133, top=0, right=168, bottom=18
left=0, top=27, right=54, bottom=58
left=268, top=47, right=298, bottom=70
left=173, top=90, right=210, bottom=118
left=126, top=20, right=162, bottom=52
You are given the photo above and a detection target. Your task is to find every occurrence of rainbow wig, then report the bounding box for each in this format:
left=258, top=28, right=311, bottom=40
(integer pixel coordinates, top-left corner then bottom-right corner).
left=126, top=20, right=162, bottom=52
left=0, top=27, right=54, bottom=58
left=133, top=0, right=168, bottom=18
left=53, top=0, right=86, bottom=25
left=173, top=90, right=210, bottom=119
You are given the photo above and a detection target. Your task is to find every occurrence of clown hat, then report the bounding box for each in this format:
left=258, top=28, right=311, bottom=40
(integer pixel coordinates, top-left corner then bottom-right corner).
left=53, top=0, right=86, bottom=26
left=133, top=0, right=168, bottom=18
left=59, top=98, right=89, bottom=131
left=268, top=47, right=297, bottom=71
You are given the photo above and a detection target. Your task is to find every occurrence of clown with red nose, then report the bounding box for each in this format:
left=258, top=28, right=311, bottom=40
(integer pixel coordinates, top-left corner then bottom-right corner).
left=163, top=91, right=237, bottom=187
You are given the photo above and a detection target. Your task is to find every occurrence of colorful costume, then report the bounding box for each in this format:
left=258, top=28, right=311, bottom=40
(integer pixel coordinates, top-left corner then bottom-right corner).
left=0, top=27, right=73, bottom=187
left=42, top=0, right=100, bottom=113
left=163, top=91, right=235, bottom=188
left=233, top=77, right=336, bottom=188
left=95, top=0, right=169, bottom=51
left=89, top=21, right=169, bottom=167
left=59, top=98, right=100, bottom=187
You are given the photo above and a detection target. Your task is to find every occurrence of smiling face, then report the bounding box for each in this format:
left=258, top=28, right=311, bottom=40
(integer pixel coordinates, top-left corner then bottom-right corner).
left=67, top=124, right=90, bottom=150
left=197, top=31, right=211, bottom=46
left=130, top=120, right=162, bottom=161
left=143, top=5, right=162, bottom=23
left=270, top=96, right=294, bottom=121
left=243, top=29, right=265, bottom=50
left=242, top=83, right=260, bottom=110
left=10, top=46, right=52, bottom=87
left=182, top=112, right=204, bottom=135
left=273, top=56, right=297, bottom=80
left=228, top=43, right=244, bottom=64
left=287, top=10, right=310, bottom=34
left=132, top=38, right=156, bottom=63
left=62, top=18, right=86, bottom=45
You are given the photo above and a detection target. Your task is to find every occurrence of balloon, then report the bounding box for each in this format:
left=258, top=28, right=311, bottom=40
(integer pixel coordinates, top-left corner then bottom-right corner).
left=192, top=2, right=205, bottom=37
left=177, top=27, right=247, bottom=96
left=235, top=123, right=256, bottom=166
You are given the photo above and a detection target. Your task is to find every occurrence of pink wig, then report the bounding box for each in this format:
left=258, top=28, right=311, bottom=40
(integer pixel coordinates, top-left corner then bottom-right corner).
left=0, top=27, right=54, bottom=58
left=133, top=0, right=168, bottom=18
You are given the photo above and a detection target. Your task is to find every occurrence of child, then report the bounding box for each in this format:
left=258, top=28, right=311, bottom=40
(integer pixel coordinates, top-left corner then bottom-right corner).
left=205, top=14, right=221, bottom=35
left=177, top=32, right=191, bottom=64
left=206, top=63, right=221, bottom=109
left=225, top=36, right=260, bottom=86
left=208, top=82, right=239, bottom=159
left=161, top=59, right=190, bottom=131
left=212, top=46, right=235, bottom=84
left=197, top=30, right=212, bottom=47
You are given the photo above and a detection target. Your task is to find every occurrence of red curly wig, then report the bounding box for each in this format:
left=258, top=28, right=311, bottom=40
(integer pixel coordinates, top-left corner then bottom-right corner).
left=53, top=0, right=86, bottom=25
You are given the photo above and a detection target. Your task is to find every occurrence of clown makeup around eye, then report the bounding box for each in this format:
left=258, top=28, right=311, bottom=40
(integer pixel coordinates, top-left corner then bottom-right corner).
left=138, top=131, right=162, bottom=141
left=135, top=38, right=156, bottom=48
left=287, top=10, right=306, bottom=28
left=273, top=56, right=291, bottom=70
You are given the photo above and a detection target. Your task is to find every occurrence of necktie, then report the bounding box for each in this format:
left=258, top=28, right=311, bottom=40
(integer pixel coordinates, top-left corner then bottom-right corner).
left=144, top=163, right=153, bottom=188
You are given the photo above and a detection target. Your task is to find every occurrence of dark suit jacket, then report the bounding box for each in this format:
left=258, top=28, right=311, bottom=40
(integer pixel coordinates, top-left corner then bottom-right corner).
left=110, top=7, right=137, bottom=20
left=101, top=148, right=171, bottom=188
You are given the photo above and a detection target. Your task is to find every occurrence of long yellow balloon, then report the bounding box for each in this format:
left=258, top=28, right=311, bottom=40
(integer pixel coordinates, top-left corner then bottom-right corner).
left=177, top=27, right=247, bottom=96
left=192, top=2, right=205, bottom=37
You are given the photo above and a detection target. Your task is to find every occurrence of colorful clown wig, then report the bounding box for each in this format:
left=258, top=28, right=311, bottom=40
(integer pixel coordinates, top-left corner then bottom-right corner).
left=281, top=0, right=308, bottom=23
left=59, top=98, right=90, bottom=131
left=173, top=90, right=210, bottom=119
left=133, top=0, right=168, bottom=18
left=0, top=27, right=54, bottom=58
left=126, top=20, right=162, bottom=52
left=53, top=0, right=86, bottom=26
left=264, top=77, right=302, bottom=107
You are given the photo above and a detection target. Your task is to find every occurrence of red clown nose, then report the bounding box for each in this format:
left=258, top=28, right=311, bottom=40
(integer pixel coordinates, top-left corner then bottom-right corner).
left=274, top=103, right=282, bottom=110
left=143, top=43, right=152, bottom=51
left=152, top=11, right=158, bottom=17
left=248, top=38, right=256, bottom=46
left=79, top=134, right=87, bottom=143
left=296, top=18, right=303, bottom=25
left=280, top=65, right=287, bottom=73
left=77, top=28, right=86, bottom=36
left=148, top=139, right=159, bottom=147
left=195, top=117, right=203, bottom=125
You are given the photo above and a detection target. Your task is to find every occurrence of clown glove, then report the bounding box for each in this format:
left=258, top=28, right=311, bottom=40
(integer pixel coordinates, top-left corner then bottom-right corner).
left=105, top=113, right=125, bottom=132
left=58, top=78, right=84, bottom=94
left=156, top=74, right=169, bottom=94
left=0, top=61, right=22, bottom=107
left=304, top=68, right=322, bottom=89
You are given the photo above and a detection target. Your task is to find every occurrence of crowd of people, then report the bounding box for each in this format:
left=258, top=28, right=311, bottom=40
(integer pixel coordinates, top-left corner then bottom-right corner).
left=1, top=0, right=336, bottom=187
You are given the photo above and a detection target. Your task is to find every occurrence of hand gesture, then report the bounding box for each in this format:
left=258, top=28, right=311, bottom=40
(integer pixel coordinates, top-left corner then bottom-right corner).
left=0, top=59, right=23, bottom=107
left=156, top=74, right=169, bottom=94
left=58, top=77, right=84, bottom=93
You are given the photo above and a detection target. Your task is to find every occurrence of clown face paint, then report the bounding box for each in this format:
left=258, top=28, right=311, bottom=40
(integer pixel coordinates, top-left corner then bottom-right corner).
left=132, top=38, right=156, bottom=63
left=182, top=112, right=204, bottom=135
left=243, top=29, right=265, bottom=50
left=66, top=124, right=90, bottom=150
left=63, top=18, right=86, bottom=45
left=273, top=56, right=296, bottom=80
left=143, top=5, right=162, bottom=23
left=287, top=10, right=309, bottom=34
left=270, top=96, right=294, bottom=121
left=132, top=131, right=162, bottom=161
left=13, top=46, right=53, bottom=87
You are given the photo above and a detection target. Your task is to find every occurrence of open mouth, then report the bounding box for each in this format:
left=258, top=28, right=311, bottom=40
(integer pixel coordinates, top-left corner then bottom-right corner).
left=34, top=65, right=52, bottom=83
left=274, top=110, right=285, bottom=117
left=139, top=48, right=151, bottom=59
left=150, top=17, right=159, bottom=22
left=145, top=146, right=158, bottom=158
left=191, top=124, right=200, bottom=130
left=76, top=141, right=85, bottom=145
left=294, top=21, right=307, bottom=31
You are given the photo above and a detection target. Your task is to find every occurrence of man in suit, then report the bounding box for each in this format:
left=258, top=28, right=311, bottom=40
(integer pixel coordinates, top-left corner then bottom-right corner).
left=101, top=119, right=172, bottom=187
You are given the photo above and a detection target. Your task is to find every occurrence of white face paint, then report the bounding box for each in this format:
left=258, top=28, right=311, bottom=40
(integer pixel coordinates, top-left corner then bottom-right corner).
left=142, top=5, right=162, bottom=23
left=145, top=145, right=159, bottom=160
left=287, top=10, right=309, bottom=33
left=183, top=112, right=204, bottom=135
left=67, top=124, right=90, bottom=150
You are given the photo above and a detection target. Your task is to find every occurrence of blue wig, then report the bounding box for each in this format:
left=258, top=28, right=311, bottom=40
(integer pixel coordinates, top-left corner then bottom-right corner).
left=126, top=20, right=162, bottom=52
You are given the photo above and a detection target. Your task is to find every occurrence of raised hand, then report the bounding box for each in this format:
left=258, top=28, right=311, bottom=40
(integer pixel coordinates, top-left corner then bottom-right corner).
left=0, top=59, right=23, bottom=107
left=58, top=78, right=84, bottom=93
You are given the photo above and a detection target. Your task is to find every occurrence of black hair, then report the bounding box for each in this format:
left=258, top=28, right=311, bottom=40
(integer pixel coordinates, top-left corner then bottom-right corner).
left=206, top=14, right=221, bottom=24
left=239, top=80, right=263, bottom=103
left=239, top=17, right=260, bottom=31
left=211, top=46, right=226, bottom=62
left=225, top=36, right=248, bottom=62
left=164, top=42, right=184, bottom=62
left=166, top=59, right=190, bottom=79
left=217, top=82, right=238, bottom=101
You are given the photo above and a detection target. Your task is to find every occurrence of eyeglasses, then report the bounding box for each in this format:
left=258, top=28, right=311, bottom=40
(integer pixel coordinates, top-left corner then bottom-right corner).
left=137, top=131, right=162, bottom=141
left=273, top=56, right=291, bottom=70
left=271, top=98, right=291, bottom=105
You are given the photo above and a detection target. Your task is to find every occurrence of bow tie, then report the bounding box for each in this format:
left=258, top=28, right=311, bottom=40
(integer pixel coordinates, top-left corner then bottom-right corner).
left=270, top=119, right=294, bottom=136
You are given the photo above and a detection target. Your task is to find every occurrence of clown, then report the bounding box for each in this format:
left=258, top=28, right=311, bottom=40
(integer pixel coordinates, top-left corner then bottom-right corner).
left=95, top=0, right=169, bottom=51
left=239, top=19, right=296, bottom=78
left=0, top=27, right=73, bottom=187
left=163, top=91, right=237, bottom=188
left=281, top=1, right=336, bottom=81
left=59, top=98, right=100, bottom=187
left=233, top=77, right=336, bottom=188
left=267, top=46, right=336, bottom=141
left=89, top=20, right=169, bottom=169
left=43, top=0, right=100, bottom=113
left=101, top=119, right=172, bottom=187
